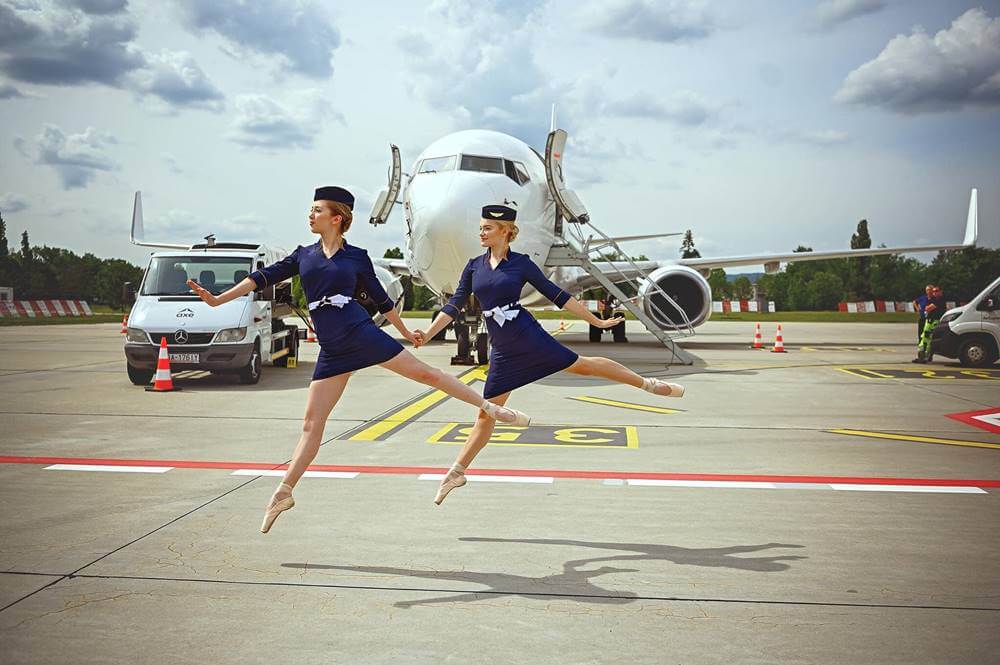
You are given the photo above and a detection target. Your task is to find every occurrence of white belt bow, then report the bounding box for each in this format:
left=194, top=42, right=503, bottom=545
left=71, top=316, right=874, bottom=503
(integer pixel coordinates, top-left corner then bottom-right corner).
left=484, top=303, right=520, bottom=327
left=308, top=294, right=353, bottom=311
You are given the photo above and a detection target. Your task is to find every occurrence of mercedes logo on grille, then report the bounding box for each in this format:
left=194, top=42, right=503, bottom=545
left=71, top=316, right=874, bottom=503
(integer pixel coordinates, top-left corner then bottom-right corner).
left=174, top=329, right=189, bottom=344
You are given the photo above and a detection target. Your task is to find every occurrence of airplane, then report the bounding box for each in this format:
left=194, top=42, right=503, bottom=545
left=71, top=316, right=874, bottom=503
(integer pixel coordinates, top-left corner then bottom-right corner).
left=366, top=126, right=979, bottom=364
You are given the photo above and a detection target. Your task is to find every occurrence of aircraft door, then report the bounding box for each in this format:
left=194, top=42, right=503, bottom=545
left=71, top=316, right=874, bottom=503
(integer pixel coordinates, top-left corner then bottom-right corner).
left=544, top=129, right=590, bottom=224
left=368, top=144, right=402, bottom=226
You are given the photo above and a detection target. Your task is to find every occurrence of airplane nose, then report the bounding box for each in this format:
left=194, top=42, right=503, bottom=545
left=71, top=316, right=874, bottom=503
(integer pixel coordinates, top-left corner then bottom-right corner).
left=408, top=173, right=503, bottom=286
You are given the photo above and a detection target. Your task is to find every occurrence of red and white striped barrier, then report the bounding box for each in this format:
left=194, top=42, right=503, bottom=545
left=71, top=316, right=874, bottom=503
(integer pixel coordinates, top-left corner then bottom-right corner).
left=712, top=300, right=777, bottom=313
left=0, top=300, right=94, bottom=317
left=838, top=301, right=958, bottom=313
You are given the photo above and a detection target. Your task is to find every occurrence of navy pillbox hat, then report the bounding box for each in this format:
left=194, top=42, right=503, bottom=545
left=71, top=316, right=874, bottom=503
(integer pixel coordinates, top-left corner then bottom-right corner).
left=482, top=204, right=517, bottom=222
left=314, top=186, right=355, bottom=210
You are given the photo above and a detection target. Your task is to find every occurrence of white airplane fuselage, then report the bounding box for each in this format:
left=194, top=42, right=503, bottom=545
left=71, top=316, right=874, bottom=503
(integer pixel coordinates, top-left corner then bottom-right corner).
left=402, top=130, right=561, bottom=306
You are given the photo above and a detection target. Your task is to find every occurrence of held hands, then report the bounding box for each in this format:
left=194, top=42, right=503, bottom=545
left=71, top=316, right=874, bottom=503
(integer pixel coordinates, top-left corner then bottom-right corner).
left=403, top=328, right=424, bottom=348
left=186, top=279, right=220, bottom=307
left=593, top=315, right=626, bottom=329
left=412, top=329, right=427, bottom=347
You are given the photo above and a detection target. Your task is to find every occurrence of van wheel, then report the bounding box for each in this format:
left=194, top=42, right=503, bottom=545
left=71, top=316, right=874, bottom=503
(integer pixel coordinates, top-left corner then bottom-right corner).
left=958, top=338, right=996, bottom=367
left=239, top=341, right=262, bottom=384
left=127, top=364, right=154, bottom=385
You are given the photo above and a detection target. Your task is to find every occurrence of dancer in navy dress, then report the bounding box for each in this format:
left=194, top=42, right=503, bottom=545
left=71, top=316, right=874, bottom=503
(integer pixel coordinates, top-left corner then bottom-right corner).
left=415, top=205, right=685, bottom=504
left=187, top=188, right=530, bottom=532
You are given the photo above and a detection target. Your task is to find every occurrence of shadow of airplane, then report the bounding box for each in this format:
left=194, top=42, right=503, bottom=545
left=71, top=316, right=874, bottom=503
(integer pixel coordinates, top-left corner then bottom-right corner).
left=282, top=540, right=805, bottom=608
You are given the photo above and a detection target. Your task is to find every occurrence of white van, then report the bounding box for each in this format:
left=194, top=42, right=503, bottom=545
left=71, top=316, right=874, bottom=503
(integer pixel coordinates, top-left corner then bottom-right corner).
left=123, top=242, right=299, bottom=385
left=931, top=275, right=1000, bottom=367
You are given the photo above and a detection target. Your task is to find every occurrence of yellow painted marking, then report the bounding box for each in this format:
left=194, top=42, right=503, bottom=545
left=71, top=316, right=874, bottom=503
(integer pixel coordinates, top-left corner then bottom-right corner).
left=836, top=368, right=875, bottom=379
left=348, top=366, right=489, bottom=441
left=828, top=429, right=1000, bottom=450
left=429, top=423, right=638, bottom=448
left=569, top=395, right=681, bottom=415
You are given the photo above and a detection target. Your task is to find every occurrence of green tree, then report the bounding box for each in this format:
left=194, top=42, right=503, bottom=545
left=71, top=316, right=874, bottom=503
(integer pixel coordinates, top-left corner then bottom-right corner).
left=848, top=219, right=872, bottom=299
left=0, top=210, right=8, bottom=259
left=20, top=230, right=31, bottom=261
left=927, top=247, right=1000, bottom=302
left=707, top=268, right=730, bottom=300
left=786, top=275, right=816, bottom=310
left=812, top=271, right=844, bottom=310
left=731, top=275, right=753, bottom=299
left=680, top=230, right=700, bottom=258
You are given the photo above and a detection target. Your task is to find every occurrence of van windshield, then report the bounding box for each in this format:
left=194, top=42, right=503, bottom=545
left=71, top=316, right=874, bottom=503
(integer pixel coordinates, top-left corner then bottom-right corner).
left=141, top=256, right=254, bottom=296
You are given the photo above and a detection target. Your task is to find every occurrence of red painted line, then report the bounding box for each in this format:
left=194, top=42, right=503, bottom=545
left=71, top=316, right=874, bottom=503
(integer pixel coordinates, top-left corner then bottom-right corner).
left=947, top=407, right=1000, bottom=435
left=2, top=455, right=999, bottom=487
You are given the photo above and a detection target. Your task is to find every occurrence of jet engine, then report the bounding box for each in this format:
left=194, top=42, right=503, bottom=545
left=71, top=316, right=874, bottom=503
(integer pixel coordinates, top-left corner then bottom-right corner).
left=636, top=265, right=713, bottom=330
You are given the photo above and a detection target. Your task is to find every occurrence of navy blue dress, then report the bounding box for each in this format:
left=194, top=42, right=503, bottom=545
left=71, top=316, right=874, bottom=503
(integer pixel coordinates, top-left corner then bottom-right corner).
left=250, top=241, right=403, bottom=381
left=443, top=250, right=578, bottom=398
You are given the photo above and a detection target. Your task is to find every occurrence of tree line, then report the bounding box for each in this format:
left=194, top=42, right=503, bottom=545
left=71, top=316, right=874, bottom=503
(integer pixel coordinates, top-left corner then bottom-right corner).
left=0, top=213, right=143, bottom=309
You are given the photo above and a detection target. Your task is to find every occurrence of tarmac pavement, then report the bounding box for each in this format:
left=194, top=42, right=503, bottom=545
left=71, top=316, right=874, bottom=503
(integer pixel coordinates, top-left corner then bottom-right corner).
left=1, top=319, right=998, bottom=664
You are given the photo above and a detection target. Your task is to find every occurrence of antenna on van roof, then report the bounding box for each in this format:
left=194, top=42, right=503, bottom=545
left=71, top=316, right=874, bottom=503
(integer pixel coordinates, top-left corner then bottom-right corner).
left=204, top=234, right=216, bottom=247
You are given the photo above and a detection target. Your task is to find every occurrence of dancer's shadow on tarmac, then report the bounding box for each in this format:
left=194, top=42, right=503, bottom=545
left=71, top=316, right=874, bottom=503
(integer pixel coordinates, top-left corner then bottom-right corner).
left=282, top=540, right=804, bottom=609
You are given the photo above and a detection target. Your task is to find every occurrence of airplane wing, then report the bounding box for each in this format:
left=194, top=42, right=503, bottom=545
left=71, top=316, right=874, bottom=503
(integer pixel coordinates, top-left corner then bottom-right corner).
left=552, top=189, right=978, bottom=294
left=678, top=189, right=979, bottom=272
left=372, top=257, right=411, bottom=277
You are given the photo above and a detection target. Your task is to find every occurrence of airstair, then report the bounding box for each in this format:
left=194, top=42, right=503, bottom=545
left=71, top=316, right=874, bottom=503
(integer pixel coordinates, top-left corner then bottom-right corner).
left=542, top=129, right=697, bottom=365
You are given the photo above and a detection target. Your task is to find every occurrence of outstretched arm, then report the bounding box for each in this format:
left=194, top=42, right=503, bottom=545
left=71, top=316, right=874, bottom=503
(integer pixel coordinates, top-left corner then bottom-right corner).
left=562, top=297, right=624, bottom=329
left=187, top=277, right=256, bottom=307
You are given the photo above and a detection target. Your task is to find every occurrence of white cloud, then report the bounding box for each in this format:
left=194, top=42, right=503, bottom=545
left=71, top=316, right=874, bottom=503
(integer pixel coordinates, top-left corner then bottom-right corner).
left=175, top=0, right=340, bottom=78
left=835, top=8, right=1000, bottom=113
left=25, top=124, right=120, bottom=189
left=0, top=80, right=24, bottom=98
left=0, top=1, right=145, bottom=86
left=604, top=90, right=720, bottom=126
left=775, top=128, right=850, bottom=146
left=226, top=89, right=336, bottom=150
left=128, top=49, right=224, bottom=111
left=814, top=0, right=885, bottom=31
left=0, top=192, right=30, bottom=213
left=579, top=0, right=715, bottom=43
left=396, top=0, right=552, bottom=143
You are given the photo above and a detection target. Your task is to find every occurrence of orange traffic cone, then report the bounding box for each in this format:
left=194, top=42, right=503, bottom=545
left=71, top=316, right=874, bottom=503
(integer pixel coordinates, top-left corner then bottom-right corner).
left=750, top=322, right=763, bottom=349
left=771, top=324, right=787, bottom=353
left=146, top=336, right=181, bottom=391
left=306, top=319, right=317, bottom=343
left=120, top=314, right=128, bottom=334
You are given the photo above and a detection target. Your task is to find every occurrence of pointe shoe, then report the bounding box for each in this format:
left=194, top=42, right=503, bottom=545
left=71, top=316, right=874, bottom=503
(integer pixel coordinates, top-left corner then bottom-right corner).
left=482, top=401, right=531, bottom=426
left=260, top=482, right=295, bottom=534
left=641, top=377, right=685, bottom=398
left=434, top=472, right=467, bottom=505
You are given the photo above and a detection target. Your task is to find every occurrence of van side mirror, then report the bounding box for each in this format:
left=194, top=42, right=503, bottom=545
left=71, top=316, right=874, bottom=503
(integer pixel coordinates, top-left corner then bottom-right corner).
left=122, top=281, right=136, bottom=306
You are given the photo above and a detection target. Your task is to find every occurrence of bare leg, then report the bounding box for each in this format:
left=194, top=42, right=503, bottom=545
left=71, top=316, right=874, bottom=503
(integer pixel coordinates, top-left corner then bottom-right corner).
left=564, top=356, right=643, bottom=387
left=262, top=373, right=351, bottom=533
left=456, top=393, right=510, bottom=468
left=381, top=350, right=528, bottom=423
left=434, top=393, right=511, bottom=505
left=565, top=356, right=684, bottom=397
left=276, top=373, right=351, bottom=495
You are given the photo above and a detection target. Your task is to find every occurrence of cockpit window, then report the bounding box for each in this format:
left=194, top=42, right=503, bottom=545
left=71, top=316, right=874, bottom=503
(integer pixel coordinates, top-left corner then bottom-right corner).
left=504, top=160, right=530, bottom=186
left=417, top=155, right=456, bottom=174
left=459, top=155, right=504, bottom=174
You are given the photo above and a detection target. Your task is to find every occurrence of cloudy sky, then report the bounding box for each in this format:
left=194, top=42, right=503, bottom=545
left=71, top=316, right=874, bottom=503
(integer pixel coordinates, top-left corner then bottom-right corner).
left=1, top=0, right=998, bottom=271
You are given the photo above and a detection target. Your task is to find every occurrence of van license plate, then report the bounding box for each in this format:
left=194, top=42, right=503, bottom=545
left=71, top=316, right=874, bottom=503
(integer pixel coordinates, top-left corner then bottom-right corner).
left=169, top=353, right=199, bottom=364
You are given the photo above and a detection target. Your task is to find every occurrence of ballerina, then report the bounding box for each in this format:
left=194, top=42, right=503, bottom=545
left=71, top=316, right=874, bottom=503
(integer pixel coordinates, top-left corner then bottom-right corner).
left=415, top=205, right=684, bottom=505
left=188, top=187, right=529, bottom=532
